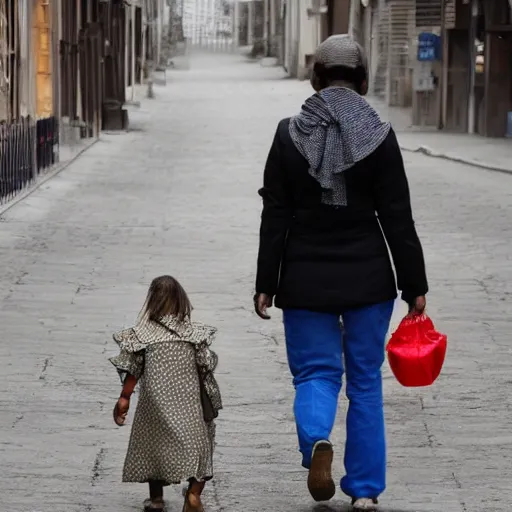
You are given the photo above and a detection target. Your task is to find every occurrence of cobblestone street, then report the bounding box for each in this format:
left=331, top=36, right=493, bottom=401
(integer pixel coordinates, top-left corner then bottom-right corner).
left=1, top=53, right=512, bottom=512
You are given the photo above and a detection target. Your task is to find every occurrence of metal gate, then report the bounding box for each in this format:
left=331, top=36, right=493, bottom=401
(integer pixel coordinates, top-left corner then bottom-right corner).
left=0, top=117, right=34, bottom=203
left=0, top=1, right=32, bottom=204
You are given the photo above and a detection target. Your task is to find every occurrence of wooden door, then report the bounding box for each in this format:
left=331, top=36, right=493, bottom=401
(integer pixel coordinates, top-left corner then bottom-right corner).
left=33, top=0, right=53, bottom=118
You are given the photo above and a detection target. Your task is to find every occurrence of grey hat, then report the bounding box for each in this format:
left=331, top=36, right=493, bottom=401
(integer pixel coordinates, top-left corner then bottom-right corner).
left=313, top=34, right=368, bottom=71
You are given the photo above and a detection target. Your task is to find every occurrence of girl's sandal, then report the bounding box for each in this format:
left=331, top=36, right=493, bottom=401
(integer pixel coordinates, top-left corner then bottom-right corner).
left=182, top=491, right=204, bottom=512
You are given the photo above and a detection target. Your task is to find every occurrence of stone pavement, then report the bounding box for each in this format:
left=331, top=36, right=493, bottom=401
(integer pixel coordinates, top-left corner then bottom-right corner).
left=1, top=53, right=512, bottom=512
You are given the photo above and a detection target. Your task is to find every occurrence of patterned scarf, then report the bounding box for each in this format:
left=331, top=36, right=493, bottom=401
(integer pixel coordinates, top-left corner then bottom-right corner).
left=289, top=87, right=391, bottom=206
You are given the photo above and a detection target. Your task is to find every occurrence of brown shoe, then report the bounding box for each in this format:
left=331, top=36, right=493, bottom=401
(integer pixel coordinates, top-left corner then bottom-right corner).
left=307, top=440, right=336, bottom=502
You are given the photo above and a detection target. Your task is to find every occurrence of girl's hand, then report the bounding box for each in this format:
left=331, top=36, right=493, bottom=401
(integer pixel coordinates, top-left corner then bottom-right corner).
left=113, top=397, right=130, bottom=426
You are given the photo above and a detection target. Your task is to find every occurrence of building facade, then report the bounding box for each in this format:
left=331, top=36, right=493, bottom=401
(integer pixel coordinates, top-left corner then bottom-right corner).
left=1, top=0, right=165, bottom=205
left=464, top=0, right=512, bottom=137
left=351, top=0, right=512, bottom=138
left=181, top=0, right=231, bottom=45
left=282, top=0, right=351, bottom=79
left=235, top=0, right=264, bottom=48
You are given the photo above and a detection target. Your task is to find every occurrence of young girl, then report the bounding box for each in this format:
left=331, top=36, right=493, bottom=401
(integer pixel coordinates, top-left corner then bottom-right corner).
left=110, top=275, right=222, bottom=512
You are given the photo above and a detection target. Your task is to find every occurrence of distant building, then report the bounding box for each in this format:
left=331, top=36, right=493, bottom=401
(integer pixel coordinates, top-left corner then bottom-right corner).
left=351, top=0, right=512, bottom=138
left=282, top=0, right=350, bottom=79
left=181, top=0, right=231, bottom=44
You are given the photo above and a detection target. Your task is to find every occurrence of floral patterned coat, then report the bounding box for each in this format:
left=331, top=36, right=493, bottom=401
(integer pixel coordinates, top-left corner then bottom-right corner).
left=109, top=316, right=222, bottom=485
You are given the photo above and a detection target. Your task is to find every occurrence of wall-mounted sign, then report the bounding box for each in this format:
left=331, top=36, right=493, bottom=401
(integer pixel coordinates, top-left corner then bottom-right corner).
left=417, top=32, right=441, bottom=62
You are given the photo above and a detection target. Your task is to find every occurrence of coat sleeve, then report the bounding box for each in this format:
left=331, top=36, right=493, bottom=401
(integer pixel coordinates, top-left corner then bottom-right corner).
left=255, top=122, right=293, bottom=296
left=372, top=128, right=428, bottom=305
left=109, top=349, right=144, bottom=384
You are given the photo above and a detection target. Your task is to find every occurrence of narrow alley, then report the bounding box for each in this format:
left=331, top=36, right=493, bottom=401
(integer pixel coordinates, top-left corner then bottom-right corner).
left=1, top=53, right=512, bottom=512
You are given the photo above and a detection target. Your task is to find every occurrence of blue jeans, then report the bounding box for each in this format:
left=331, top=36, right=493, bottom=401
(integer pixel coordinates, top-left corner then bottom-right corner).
left=283, top=301, right=394, bottom=500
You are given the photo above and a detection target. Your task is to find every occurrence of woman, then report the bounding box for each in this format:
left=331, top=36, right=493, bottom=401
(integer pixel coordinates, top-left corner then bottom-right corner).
left=254, top=35, right=428, bottom=511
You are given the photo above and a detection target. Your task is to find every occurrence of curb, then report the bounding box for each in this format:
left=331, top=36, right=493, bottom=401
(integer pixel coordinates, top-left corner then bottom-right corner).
left=400, top=144, right=512, bottom=176
left=0, top=138, right=99, bottom=217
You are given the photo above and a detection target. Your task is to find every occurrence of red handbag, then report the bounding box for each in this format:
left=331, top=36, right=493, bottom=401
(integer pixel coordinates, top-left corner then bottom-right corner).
left=386, top=314, right=447, bottom=387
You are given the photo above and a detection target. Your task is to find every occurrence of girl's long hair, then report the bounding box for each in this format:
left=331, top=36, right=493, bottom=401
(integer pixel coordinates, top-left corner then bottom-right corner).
left=139, top=275, right=192, bottom=323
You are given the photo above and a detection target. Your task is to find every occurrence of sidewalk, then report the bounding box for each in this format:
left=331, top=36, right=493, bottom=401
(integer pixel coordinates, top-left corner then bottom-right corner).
left=397, top=131, right=512, bottom=174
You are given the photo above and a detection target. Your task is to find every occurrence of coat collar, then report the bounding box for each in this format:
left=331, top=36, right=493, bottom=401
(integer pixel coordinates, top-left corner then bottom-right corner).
left=113, top=315, right=217, bottom=353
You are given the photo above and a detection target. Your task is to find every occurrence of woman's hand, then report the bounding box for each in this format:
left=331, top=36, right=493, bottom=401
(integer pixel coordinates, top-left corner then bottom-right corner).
left=408, top=296, right=426, bottom=317
left=254, top=293, right=273, bottom=320
left=113, top=396, right=130, bottom=426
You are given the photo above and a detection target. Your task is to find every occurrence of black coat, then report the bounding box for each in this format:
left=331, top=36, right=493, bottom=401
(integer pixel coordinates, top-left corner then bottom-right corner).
left=255, top=118, right=428, bottom=313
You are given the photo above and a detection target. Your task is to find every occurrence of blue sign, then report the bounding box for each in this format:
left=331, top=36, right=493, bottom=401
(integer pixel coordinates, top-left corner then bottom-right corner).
left=417, top=32, right=441, bottom=62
